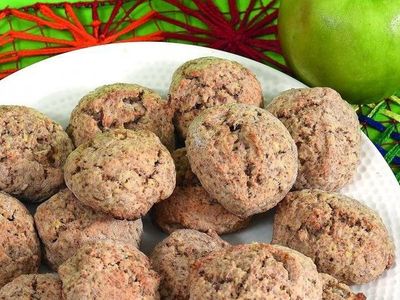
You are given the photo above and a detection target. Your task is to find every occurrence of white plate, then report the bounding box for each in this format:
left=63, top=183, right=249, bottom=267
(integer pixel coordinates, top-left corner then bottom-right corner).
left=0, top=42, right=398, bottom=298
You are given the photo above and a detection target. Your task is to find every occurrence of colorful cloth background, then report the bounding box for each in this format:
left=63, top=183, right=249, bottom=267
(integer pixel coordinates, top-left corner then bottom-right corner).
left=0, top=0, right=399, bottom=182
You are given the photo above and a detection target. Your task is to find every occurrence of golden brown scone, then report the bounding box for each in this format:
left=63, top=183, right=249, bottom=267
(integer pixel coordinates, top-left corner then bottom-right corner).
left=0, top=105, right=73, bottom=202
left=59, top=240, right=160, bottom=300
left=189, top=243, right=322, bottom=300
left=35, top=189, right=143, bottom=269
left=68, top=83, right=175, bottom=150
left=154, top=148, right=251, bottom=234
left=64, top=129, right=176, bottom=220
left=169, top=57, right=263, bottom=139
left=186, top=103, right=298, bottom=217
left=0, top=274, right=62, bottom=300
left=153, top=186, right=250, bottom=234
left=320, top=273, right=366, bottom=300
left=267, top=87, right=360, bottom=191
left=0, top=192, right=41, bottom=288
left=150, top=229, right=228, bottom=300
left=272, top=189, right=395, bottom=284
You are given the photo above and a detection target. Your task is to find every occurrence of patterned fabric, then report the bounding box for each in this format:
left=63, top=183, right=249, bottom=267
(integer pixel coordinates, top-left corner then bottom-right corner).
left=0, top=0, right=398, bottom=182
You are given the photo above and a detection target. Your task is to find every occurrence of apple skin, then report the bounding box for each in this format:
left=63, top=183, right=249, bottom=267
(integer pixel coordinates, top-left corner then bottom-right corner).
left=278, top=0, right=400, bottom=104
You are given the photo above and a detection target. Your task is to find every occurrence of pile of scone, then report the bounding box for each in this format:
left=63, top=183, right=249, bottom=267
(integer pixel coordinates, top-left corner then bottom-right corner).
left=0, top=57, right=395, bottom=300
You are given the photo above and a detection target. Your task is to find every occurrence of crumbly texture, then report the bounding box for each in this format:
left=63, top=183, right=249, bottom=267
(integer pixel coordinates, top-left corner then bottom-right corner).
left=59, top=240, right=160, bottom=300
left=0, top=274, right=62, bottom=300
left=35, top=189, right=143, bottom=269
left=186, top=103, right=298, bottom=217
left=272, top=189, right=395, bottom=285
left=0, top=105, right=74, bottom=202
left=67, top=83, right=175, bottom=150
left=169, top=57, right=263, bottom=139
left=0, top=192, right=41, bottom=288
left=320, top=273, right=366, bottom=300
left=154, top=185, right=251, bottom=234
left=172, top=148, right=200, bottom=186
left=150, top=229, right=229, bottom=300
left=267, top=87, right=361, bottom=191
left=64, top=129, right=176, bottom=220
left=189, top=243, right=322, bottom=300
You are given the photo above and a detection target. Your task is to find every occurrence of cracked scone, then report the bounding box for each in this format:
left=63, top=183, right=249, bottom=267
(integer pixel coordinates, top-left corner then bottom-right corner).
left=0, top=274, right=62, bottom=300
left=186, top=103, right=298, bottom=217
left=189, top=243, right=322, bottom=300
left=64, top=129, right=176, bottom=220
left=320, top=273, right=366, bottom=300
left=35, top=189, right=143, bottom=269
left=59, top=240, right=159, bottom=300
left=0, top=105, right=74, bottom=202
left=169, top=57, right=263, bottom=139
left=154, top=148, right=251, bottom=234
left=0, top=192, right=40, bottom=288
left=272, top=189, right=395, bottom=284
left=150, top=229, right=228, bottom=300
left=267, top=87, right=361, bottom=191
left=67, top=83, right=175, bottom=150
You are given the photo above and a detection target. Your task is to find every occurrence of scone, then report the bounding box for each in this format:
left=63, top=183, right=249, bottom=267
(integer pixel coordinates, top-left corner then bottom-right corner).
left=186, top=103, right=298, bottom=217
left=0, top=192, right=41, bottom=287
left=272, top=189, right=395, bottom=284
left=0, top=105, right=73, bottom=202
left=67, top=83, right=175, bottom=150
left=58, top=240, right=159, bottom=300
left=153, top=148, right=251, bottom=234
left=35, top=189, right=143, bottom=269
left=169, top=57, right=263, bottom=139
left=320, top=273, right=366, bottom=300
left=64, top=129, right=176, bottom=220
left=150, top=229, right=228, bottom=300
left=0, top=274, right=62, bottom=300
left=189, top=243, right=322, bottom=300
left=267, top=87, right=361, bottom=191
left=154, top=186, right=251, bottom=234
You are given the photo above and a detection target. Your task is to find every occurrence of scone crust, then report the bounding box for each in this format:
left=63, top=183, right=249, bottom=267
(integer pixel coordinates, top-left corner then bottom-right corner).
left=150, top=229, right=228, bottom=300
left=169, top=57, right=263, bottom=138
left=35, top=189, right=143, bottom=269
left=59, top=240, right=160, bottom=300
left=0, top=105, right=73, bottom=202
left=68, top=83, right=175, bottom=150
left=272, top=189, right=395, bottom=284
left=64, top=129, right=176, bottom=219
left=186, top=103, right=298, bottom=217
left=0, top=274, right=62, bottom=300
left=0, top=192, right=41, bottom=287
left=267, top=87, right=361, bottom=191
left=189, top=243, right=322, bottom=300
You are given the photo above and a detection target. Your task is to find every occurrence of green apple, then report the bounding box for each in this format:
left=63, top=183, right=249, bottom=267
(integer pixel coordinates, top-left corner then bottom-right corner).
left=278, top=0, right=400, bottom=104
